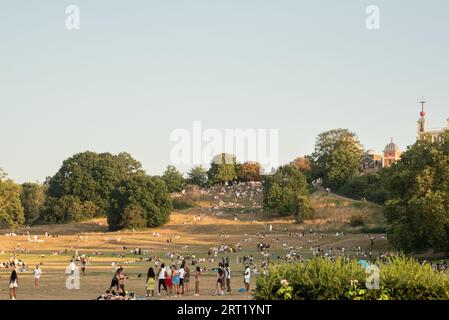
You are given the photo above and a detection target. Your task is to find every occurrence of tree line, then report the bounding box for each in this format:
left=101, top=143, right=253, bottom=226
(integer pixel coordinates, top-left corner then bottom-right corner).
left=1, top=128, right=449, bottom=255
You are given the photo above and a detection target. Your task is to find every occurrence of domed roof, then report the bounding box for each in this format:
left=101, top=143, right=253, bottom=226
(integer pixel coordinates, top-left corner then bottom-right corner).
left=365, top=149, right=376, bottom=155
left=384, top=139, right=400, bottom=152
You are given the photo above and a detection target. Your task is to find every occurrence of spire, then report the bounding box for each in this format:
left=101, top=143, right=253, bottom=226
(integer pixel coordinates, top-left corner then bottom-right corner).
left=419, top=99, right=426, bottom=117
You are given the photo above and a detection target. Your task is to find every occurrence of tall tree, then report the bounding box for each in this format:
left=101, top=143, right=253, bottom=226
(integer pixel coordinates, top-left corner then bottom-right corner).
left=187, top=166, right=209, bottom=187
left=108, top=175, right=172, bottom=230
left=20, top=183, right=46, bottom=223
left=42, top=151, right=144, bottom=223
left=311, top=129, right=363, bottom=189
left=383, top=131, right=449, bottom=253
left=263, top=165, right=314, bottom=222
left=0, top=175, right=25, bottom=228
left=207, top=153, right=238, bottom=184
left=162, top=165, right=186, bottom=193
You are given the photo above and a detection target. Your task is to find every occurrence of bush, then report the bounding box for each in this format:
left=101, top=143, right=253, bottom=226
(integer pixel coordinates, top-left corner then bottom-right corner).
left=255, top=256, right=449, bottom=300
left=349, top=214, right=365, bottom=227
left=172, top=198, right=196, bottom=210
left=361, top=225, right=387, bottom=234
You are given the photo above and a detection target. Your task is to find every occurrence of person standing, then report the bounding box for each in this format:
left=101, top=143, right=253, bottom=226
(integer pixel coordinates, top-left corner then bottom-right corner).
left=183, top=265, right=190, bottom=295
left=69, top=259, right=76, bottom=276
left=179, top=264, right=185, bottom=295
left=81, top=256, right=87, bottom=276
left=243, top=264, right=251, bottom=296
left=146, top=267, right=156, bottom=297
left=194, top=266, right=201, bottom=296
left=34, top=265, right=42, bottom=289
left=225, top=263, right=231, bottom=293
left=9, top=269, right=18, bottom=300
left=158, top=263, right=167, bottom=296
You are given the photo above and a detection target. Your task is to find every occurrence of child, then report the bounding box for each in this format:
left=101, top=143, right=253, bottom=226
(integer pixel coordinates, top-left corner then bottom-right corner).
left=146, top=267, right=156, bottom=297
left=194, top=266, right=201, bottom=296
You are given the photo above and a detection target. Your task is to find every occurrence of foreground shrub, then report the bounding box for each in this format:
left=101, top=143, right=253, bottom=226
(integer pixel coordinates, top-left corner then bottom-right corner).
left=255, top=256, right=449, bottom=300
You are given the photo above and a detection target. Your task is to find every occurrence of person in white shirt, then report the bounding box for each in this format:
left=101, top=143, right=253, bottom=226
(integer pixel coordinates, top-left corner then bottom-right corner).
left=158, top=263, right=167, bottom=295
left=179, top=264, right=186, bottom=295
left=243, top=264, right=251, bottom=294
left=225, top=263, right=231, bottom=293
left=69, top=260, right=76, bottom=276
left=34, top=265, right=42, bottom=289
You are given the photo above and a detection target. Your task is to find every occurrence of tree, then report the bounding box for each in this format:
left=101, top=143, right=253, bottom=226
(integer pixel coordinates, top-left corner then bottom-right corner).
left=207, top=153, right=238, bottom=184
left=290, top=156, right=313, bottom=182
left=20, top=183, right=46, bottom=223
left=263, top=165, right=314, bottom=222
left=108, top=175, right=172, bottom=231
left=239, top=162, right=262, bottom=182
left=187, top=166, right=208, bottom=187
left=0, top=178, right=25, bottom=228
left=338, top=173, right=388, bottom=205
left=43, top=151, right=144, bottom=223
left=162, top=165, right=186, bottom=193
left=383, top=131, right=449, bottom=253
left=311, top=129, right=363, bottom=189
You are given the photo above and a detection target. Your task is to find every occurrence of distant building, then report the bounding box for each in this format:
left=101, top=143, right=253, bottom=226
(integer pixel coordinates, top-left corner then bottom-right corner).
left=383, top=139, right=401, bottom=168
left=416, top=101, right=449, bottom=142
left=360, top=150, right=383, bottom=174
left=361, top=139, right=401, bottom=174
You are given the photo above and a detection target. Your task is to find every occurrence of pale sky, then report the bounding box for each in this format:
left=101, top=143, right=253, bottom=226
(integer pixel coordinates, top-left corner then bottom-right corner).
left=1, top=0, right=449, bottom=183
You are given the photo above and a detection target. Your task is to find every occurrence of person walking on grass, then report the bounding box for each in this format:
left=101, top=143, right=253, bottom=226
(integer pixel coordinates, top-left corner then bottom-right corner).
left=34, top=265, right=42, bottom=289
left=194, top=266, right=201, bottom=296
left=146, top=267, right=156, bottom=297
left=9, top=269, right=18, bottom=300
left=243, top=264, right=251, bottom=296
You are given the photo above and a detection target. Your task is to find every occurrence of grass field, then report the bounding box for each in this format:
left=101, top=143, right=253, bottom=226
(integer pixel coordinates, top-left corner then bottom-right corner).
left=0, top=190, right=390, bottom=300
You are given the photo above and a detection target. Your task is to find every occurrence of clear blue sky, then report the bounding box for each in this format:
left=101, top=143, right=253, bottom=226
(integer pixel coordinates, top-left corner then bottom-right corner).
left=1, top=0, right=449, bottom=183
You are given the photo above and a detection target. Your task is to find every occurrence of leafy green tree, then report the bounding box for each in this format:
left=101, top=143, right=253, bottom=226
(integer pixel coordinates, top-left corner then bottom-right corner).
left=162, top=165, right=186, bottom=193
left=0, top=177, right=25, bottom=228
left=108, top=175, right=172, bottom=231
left=311, top=129, right=363, bottom=189
left=339, top=173, right=388, bottom=204
left=43, top=151, right=144, bottom=223
left=207, top=153, right=238, bottom=184
left=263, top=165, right=314, bottom=222
left=383, top=131, right=449, bottom=253
left=187, top=166, right=209, bottom=187
left=20, top=183, right=46, bottom=223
